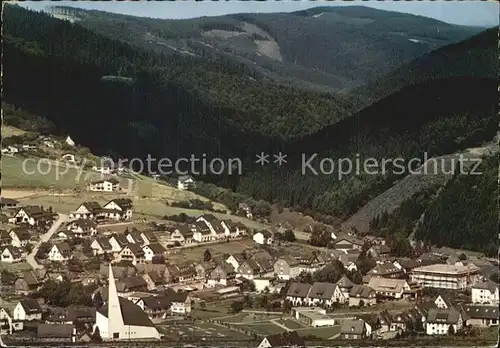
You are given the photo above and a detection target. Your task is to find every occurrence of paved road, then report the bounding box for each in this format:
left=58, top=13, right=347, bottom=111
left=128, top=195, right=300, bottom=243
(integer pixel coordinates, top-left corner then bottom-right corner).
left=25, top=214, right=68, bottom=269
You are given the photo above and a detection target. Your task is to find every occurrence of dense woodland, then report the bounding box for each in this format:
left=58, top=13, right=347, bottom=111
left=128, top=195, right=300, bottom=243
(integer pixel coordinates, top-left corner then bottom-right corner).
left=3, top=5, right=498, bottom=255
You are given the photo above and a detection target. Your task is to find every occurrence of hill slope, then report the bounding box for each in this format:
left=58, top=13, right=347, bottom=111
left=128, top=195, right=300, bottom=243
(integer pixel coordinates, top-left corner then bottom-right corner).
left=352, top=26, right=498, bottom=105
left=47, top=5, right=483, bottom=91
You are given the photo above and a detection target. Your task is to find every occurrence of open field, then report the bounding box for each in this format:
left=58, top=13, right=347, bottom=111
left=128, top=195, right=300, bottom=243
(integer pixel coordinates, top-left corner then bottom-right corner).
left=246, top=322, right=286, bottom=336
left=166, top=239, right=255, bottom=263
left=0, top=261, right=32, bottom=272
left=298, top=326, right=341, bottom=339
left=2, top=125, right=27, bottom=137
left=157, top=321, right=251, bottom=340
left=275, top=318, right=307, bottom=330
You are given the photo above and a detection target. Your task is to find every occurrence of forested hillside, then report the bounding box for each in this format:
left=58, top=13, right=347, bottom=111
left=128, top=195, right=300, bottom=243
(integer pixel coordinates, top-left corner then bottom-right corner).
left=353, top=27, right=499, bottom=105
left=49, top=5, right=483, bottom=90
left=415, top=155, right=498, bottom=256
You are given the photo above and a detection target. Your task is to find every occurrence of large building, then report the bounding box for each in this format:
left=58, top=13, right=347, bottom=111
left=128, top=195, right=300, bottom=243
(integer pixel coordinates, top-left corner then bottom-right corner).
left=410, top=264, right=480, bottom=290
left=93, top=264, right=161, bottom=340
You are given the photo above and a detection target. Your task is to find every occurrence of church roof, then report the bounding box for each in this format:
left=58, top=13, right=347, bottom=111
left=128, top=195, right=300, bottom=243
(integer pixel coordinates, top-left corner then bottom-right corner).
left=98, top=297, right=156, bottom=327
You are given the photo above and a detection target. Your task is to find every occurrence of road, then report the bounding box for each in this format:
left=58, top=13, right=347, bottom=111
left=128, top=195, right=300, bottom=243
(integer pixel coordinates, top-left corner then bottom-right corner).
left=25, top=214, right=68, bottom=269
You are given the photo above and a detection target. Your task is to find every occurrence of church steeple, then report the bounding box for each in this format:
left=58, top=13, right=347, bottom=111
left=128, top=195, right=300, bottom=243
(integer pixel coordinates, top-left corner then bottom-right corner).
left=108, top=263, right=124, bottom=339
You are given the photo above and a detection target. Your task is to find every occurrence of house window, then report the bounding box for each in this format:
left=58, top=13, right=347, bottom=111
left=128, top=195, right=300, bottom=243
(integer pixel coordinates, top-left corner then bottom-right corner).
left=113, top=333, right=119, bottom=339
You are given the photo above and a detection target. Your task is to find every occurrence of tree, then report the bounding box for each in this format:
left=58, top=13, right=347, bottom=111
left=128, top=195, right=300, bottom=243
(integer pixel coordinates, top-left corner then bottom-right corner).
left=91, top=326, right=103, bottom=342
left=230, top=300, right=244, bottom=313
left=283, top=230, right=296, bottom=242
left=458, top=253, right=467, bottom=261
left=203, top=249, right=212, bottom=262
left=93, top=291, right=104, bottom=308
left=448, top=325, right=455, bottom=335
left=152, top=255, right=165, bottom=264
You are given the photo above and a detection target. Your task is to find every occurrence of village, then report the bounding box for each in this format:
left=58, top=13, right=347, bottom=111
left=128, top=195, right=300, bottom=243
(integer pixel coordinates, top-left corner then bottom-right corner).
left=0, top=159, right=498, bottom=347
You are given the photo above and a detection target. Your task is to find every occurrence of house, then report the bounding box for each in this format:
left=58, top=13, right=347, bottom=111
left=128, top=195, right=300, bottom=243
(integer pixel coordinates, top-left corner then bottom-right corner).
left=471, top=281, right=499, bottom=305
left=103, top=198, right=133, bottom=220
left=140, top=231, right=158, bottom=246
left=88, top=178, right=120, bottom=192
left=65, top=135, right=75, bottom=146
left=367, top=277, right=411, bottom=300
left=348, top=285, right=376, bottom=307
left=306, top=282, right=338, bottom=307
left=109, top=233, right=130, bottom=253
left=13, top=299, right=43, bottom=321
left=367, top=262, right=405, bottom=279
left=14, top=270, right=46, bottom=295
left=192, top=221, right=213, bottom=242
left=142, top=243, right=167, bottom=262
left=117, top=244, right=145, bottom=265
left=425, top=307, right=462, bottom=335
left=170, top=224, right=195, bottom=245
left=333, top=236, right=364, bottom=253
left=90, top=237, right=113, bottom=256
left=258, top=331, right=305, bottom=348
left=48, top=242, right=72, bottom=262
left=37, top=323, right=75, bottom=342
left=136, top=296, right=171, bottom=322
left=9, top=205, right=57, bottom=226
left=125, top=230, right=144, bottom=245
left=463, top=305, right=498, bottom=327
left=340, top=319, right=366, bottom=339
left=274, top=256, right=301, bottom=280
left=1, top=246, right=23, bottom=263
left=165, top=289, right=192, bottom=315
left=336, top=276, right=354, bottom=300
left=9, top=227, right=31, bottom=248
left=253, top=230, right=274, bottom=245
left=237, top=203, right=253, bottom=219
left=142, top=271, right=166, bottom=290
left=62, top=153, right=77, bottom=164
left=177, top=263, right=197, bottom=283
left=0, top=197, right=19, bottom=208
left=67, top=219, right=97, bottom=238
left=70, top=201, right=103, bottom=220
left=196, top=214, right=225, bottom=239
left=0, top=230, right=11, bottom=247
left=1, top=146, right=19, bottom=155
left=195, top=261, right=217, bottom=280
left=207, top=263, right=236, bottom=287
left=226, top=253, right=246, bottom=272
left=177, top=175, right=196, bottom=190
left=221, top=220, right=246, bottom=238
left=368, top=244, right=391, bottom=259
left=410, top=263, right=480, bottom=290
left=115, top=276, right=149, bottom=294
left=286, top=283, right=312, bottom=306
left=237, top=251, right=274, bottom=280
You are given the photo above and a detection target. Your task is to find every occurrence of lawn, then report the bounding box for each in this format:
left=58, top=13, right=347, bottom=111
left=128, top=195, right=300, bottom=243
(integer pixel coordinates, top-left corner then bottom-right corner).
left=298, top=326, right=341, bottom=339
left=2, top=125, right=27, bottom=138
left=157, top=321, right=251, bottom=340
left=166, top=239, right=255, bottom=263
left=246, top=322, right=286, bottom=336
left=0, top=262, right=32, bottom=272
left=276, top=318, right=307, bottom=330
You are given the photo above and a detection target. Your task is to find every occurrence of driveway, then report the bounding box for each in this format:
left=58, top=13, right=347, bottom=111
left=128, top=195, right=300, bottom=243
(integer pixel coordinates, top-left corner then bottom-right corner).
left=25, top=214, right=69, bottom=269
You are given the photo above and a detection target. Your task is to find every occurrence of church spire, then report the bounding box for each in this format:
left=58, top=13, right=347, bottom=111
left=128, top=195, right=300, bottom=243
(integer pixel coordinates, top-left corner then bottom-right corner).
left=108, top=263, right=124, bottom=339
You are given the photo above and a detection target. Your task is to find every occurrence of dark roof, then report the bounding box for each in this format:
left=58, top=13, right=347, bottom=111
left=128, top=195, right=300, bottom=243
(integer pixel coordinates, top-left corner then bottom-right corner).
left=286, top=282, right=312, bottom=298
left=176, top=224, right=194, bottom=238
left=141, top=231, right=158, bottom=243
left=336, top=275, right=354, bottom=288
left=116, top=276, right=148, bottom=292
left=126, top=230, right=143, bottom=244
left=194, top=221, right=211, bottom=235
left=426, top=307, right=461, bottom=324
left=472, top=281, right=498, bottom=293
left=3, top=246, right=22, bottom=258
left=264, top=331, right=305, bottom=347
left=20, top=298, right=42, bottom=313
left=94, top=237, right=112, bottom=250
left=55, top=242, right=71, bottom=253
left=464, top=305, right=498, bottom=320
left=125, top=243, right=145, bottom=257
left=71, top=219, right=97, bottom=229
left=66, top=306, right=96, bottom=322
left=349, top=285, right=376, bottom=298
left=111, top=233, right=129, bottom=247
left=340, top=319, right=365, bottom=335
left=10, top=227, right=31, bottom=240
left=81, top=201, right=103, bottom=213
left=308, top=282, right=337, bottom=300
left=141, top=296, right=172, bottom=310
left=91, top=178, right=120, bottom=184
left=107, top=198, right=133, bottom=210
left=98, top=296, right=156, bottom=327
left=145, top=243, right=166, bottom=254
left=37, top=323, right=73, bottom=338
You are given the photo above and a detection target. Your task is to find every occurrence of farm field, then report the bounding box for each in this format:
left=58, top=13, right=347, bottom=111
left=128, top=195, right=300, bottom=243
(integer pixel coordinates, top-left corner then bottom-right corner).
left=166, top=239, right=255, bottom=263
left=2, top=125, right=27, bottom=137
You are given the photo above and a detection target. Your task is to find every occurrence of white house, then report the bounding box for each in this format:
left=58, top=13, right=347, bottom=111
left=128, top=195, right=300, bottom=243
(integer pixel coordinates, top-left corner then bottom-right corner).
left=88, top=178, right=121, bottom=192
left=471, top=282, right=499, bottom=305
left=425, top=307, right=462, bottom=335
left=70, top=201, right=103, bottom=220
left=92, top=166, right=112, bottom=175
left=1, top=246, right=23, bottom=263
left=13, top=299, right=42, bottom=321
left=226, top=253, right=246, bottom=272
left=142, top=243, right=166, bottom=262
left=258, top=331, right=304, bottom=348
left=48, top=243, right=72, bottom=262
left=67, top=219, right=97, bottom=238
left=253, top=231, right=274, bottom=245
left=103, top=199, right=133, bottom=220
left=65, top=135, right=75, bottom=147
left=62, top=153, right=77, bottom=164
left=9, top=206, right=57, bottom=226
left=9, top=228, right=31, bottom=248
left=177, top=175, right=196, bottom=190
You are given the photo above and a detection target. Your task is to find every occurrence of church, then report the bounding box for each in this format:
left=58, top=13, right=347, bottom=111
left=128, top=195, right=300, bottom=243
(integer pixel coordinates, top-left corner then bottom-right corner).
left=93, top=264, right=161, bottom=340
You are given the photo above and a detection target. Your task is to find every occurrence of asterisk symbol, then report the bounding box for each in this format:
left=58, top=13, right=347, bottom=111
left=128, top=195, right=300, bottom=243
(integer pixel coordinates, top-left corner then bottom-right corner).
left=255, top=152, right=269, bottom=166
left=273, top=152, right=287, bottom=166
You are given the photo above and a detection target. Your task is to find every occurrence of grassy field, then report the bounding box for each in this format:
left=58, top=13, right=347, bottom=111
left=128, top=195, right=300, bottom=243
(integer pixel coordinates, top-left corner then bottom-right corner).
left=298, top=326, right=340, bottom=339
left=158, top=321, right=251, bottom=340
left=0, top=261, right=32, bottom=272
left=276, top=318, right=307, bottom=330
left=166, top=239, right=255, bottom=263
left=2, top=125, right=27, bottom=137
left=245, top=322, right=285, bottom=336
